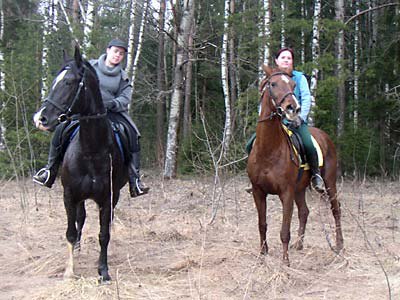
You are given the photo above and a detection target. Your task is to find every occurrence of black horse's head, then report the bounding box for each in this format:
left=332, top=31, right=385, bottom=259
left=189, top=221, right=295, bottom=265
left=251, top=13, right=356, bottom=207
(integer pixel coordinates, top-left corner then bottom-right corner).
left=34, top=44, right=97, bottom=132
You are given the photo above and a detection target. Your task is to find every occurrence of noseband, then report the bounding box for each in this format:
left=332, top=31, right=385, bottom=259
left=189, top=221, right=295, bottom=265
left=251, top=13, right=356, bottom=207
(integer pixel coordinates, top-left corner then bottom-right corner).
left=258, top=72, right=295, bottom=122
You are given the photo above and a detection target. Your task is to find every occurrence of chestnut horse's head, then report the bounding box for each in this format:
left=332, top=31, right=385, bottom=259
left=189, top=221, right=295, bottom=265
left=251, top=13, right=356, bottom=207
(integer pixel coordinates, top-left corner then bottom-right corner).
left=259, top=65, right=301, bottom=125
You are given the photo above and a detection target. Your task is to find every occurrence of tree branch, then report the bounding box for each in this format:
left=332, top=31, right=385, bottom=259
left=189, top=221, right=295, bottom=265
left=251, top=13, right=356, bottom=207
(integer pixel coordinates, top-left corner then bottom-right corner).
left=345, top=3, right=400, bottom=25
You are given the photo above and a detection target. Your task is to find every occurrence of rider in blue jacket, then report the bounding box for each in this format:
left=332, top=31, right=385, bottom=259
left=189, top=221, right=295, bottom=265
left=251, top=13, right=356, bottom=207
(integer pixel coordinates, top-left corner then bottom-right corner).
left=275, top=47, right=324, bottom=192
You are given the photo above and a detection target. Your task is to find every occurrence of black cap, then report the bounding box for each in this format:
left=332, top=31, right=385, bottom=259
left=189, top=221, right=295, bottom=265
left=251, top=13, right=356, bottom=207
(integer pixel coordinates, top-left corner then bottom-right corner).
left=107, top=39, right=128, bottom=52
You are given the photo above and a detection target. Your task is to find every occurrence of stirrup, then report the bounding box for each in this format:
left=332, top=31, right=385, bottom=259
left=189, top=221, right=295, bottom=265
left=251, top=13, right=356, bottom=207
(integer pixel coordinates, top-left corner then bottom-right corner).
left=129, top=178, right=150, bottom=198
left=311, top=174, right=325, bottom=193
left=33, top=168, right=51, bottom=186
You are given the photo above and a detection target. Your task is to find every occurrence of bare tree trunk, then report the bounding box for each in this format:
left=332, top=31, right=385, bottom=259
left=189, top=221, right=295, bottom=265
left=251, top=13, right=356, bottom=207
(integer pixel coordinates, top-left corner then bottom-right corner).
left=300, top=0, right=305, bottom=64
left=259, top=0, right=271, bottom=81
left=280, top=0, right=285, bottom=48
left=221, top=0, right=231, bottom=152
left=40, top=0, right=58, bottom=99
left=163, top=0, right=194, bottom=179
left=83, top=0, right=94, bottom=57
left=353, top=0, right=360, bottom=130
left=309, top=0, right=321, bottom=127
left=130, top=0, right=149, bottom=92
left=228, top=0, right=237, bottom=133
left=126, top=0, right=137, bottom=77
left=182, top=18, right=194, bottom=140
left=335, top=0, right=345, bottom=176
left=58, top=0, right=75, bottom=36
left=0, top=1, right=5, bottom=150
left=156, top=0, right=167, bottom=167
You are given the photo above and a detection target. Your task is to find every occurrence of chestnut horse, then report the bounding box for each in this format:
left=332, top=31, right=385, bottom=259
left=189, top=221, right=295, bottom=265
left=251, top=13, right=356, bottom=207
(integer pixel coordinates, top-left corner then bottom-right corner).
left=247, top=66, right=344, bottom=265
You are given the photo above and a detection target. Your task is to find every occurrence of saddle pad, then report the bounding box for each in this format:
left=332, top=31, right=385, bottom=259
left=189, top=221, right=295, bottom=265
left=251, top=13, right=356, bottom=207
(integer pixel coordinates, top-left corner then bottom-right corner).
left=283, top=125, right=323, bottom=170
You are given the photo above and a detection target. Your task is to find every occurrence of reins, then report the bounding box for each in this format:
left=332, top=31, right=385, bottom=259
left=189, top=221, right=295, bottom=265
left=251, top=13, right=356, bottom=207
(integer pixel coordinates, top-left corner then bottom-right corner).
left=257, top=71, right=299, bottom=167
left=46, top=65, right=107, bottom=124
left=258, top=71, right=295, bottom=123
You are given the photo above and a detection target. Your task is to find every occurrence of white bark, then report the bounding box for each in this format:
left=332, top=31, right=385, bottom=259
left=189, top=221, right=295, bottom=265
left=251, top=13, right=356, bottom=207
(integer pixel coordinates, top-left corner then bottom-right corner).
left=280, top=0, right=285, bottom=48
left=259, top=0, right=271, bottom=81
left=300, top=0, right=305, bottom=64
left=0, top=2, right=5, bottom=150
left=335, top=0, right=345, bottom=138
left=353, top=0, right=360, bottom=129
left=83, top=0, right=94, bottom=57
left=58, top=0, right=74, bottom=36
left=221, top=0, right=231, bottom=152
left=309, top=0, right=321, bottom=127
left=39, top=0, right=58, bottom=100
left=163, top=0, right=194, bottom=178
left=131, top=0, right=149, bottom=90
left=126, top=0, right=137, bottom=77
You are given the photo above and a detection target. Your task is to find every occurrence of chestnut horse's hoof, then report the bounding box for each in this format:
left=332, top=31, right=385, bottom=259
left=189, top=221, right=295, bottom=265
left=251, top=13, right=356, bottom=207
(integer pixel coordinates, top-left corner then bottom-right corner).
left=291, top=239, right=304, bottom=250
left=260, top=245, right=268, bottom=255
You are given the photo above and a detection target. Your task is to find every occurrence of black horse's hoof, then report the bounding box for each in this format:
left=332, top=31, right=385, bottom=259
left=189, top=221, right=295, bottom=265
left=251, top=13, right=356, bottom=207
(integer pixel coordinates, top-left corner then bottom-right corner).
left=98, top=266, right=111, bottom=283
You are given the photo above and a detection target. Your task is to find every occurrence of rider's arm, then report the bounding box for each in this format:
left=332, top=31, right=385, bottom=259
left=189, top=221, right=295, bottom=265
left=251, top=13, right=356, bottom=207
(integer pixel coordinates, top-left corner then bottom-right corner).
left=298, top=75, right=311, bottom=122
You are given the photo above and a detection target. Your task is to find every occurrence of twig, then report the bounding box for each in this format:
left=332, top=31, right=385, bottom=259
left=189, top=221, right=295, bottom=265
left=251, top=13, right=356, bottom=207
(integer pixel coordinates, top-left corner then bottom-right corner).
left=343, top=203, right=393, bottom=300
left=345, top=3, right=400, bottom=25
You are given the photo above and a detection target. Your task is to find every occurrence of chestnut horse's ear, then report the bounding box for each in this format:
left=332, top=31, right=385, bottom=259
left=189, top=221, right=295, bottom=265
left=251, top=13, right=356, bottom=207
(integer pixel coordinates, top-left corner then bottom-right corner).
left=262, top=64, right=273, bottom=77
left=74, top=43, right=83, bottom=68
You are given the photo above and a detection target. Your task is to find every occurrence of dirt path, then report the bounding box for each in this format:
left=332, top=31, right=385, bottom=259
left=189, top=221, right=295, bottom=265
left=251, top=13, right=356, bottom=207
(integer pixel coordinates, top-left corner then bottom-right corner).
left=0, top=175, right=399, bottom=299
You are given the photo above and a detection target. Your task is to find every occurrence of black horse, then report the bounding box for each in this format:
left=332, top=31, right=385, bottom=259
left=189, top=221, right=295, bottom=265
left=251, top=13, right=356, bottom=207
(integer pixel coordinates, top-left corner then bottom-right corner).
left=33, top=45, right=128, bottom=281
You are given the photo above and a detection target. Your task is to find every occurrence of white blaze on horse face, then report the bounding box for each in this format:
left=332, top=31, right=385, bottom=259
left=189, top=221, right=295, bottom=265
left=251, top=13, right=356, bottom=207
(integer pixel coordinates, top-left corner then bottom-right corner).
left=33, top=107, right=47, bottom=131
left=53, top=69, right=68, bottom=89
left=293, top=94, right=300, bottom=108
left=281, top=74, right=289, bottom=84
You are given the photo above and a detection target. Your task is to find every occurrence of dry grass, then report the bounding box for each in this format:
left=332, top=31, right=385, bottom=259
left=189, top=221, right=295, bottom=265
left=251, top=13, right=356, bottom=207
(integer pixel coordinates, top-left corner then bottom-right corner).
left=0, top=173, right=399, bottom=299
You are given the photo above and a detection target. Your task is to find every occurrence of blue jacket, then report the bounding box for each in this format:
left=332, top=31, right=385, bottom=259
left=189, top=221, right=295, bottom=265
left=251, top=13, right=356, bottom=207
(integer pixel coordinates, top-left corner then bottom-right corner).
left=292, top=70, right=311, bottom=123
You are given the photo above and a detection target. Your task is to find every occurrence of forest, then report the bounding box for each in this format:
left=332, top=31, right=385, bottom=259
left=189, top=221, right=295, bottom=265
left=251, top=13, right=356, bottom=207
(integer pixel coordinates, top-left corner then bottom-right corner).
left=1, top=0, right=400, bottom=180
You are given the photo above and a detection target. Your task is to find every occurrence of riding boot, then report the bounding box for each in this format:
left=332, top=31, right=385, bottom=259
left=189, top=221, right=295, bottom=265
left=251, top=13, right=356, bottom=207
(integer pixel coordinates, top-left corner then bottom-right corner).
left=128, top=151, right=150, bottom=197
left=33, top=144, right=61, bottom=188
left=308, top=151, right=325, bottom=193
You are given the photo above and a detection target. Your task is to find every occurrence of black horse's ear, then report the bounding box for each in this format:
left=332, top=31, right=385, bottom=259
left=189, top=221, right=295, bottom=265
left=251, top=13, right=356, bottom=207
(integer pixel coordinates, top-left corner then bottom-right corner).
left=74, top=43, right=83, bottom=67
left=63, top=49, right=70, bottom=62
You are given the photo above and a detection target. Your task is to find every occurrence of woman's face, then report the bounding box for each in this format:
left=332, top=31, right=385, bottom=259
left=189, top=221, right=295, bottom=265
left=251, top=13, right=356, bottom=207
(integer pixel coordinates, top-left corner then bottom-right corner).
left=275, top=50, right=293, bottom=70
left=105, top=46, right=126, bottom=67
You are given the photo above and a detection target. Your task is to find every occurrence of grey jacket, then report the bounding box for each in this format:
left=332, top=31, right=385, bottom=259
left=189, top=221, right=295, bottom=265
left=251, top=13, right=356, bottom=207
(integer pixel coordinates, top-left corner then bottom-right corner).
left=90, top=54, right=140, bottom=136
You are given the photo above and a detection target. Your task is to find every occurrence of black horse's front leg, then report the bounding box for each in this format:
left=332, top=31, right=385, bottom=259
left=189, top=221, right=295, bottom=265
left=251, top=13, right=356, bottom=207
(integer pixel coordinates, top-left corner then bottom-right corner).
left=63, top=192, right=78, bottom=279
left=75, top=201, right=86, bottom=251
left=98, top=202, right=112, bottom=282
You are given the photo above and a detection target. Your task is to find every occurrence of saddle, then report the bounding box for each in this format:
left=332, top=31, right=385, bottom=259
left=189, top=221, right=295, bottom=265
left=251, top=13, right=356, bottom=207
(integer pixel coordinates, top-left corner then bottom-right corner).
left=65, top=120, right=128, bottom=162
left=282, top=124, right=323, bottom=170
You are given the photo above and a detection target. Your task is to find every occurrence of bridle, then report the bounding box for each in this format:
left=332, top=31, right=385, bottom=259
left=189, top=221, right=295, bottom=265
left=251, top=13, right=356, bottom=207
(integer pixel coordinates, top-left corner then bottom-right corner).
left=44, top=64, right=106, bottom=124
left=258, top=71, right=296, bottom=123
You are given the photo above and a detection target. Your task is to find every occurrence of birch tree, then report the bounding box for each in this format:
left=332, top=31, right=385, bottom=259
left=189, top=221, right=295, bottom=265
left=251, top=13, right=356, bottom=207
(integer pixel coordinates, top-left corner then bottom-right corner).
left=300, top=0, right=305, bottom=65
left=39, top=0, right=58, bottom=100
left=129, top=0, right=149, bottom=91
left=82, top=0, right=94, bottom=57
left=163, top=0, right=194, bottom=178
left=309, top=0, right=321, bottom=127
left=182, top=17, right=194, bottom=140
left=353, top=0, right=360, bottom=129
left=156, top=0, right=167, bottom=166
left=221, top=0, right=231, bottom=152
left=280, top=0, right=285, bottom=48
left=0, top=1, right=5, bottom=150
left=259, top=0, right=271, bottom=81
left=126, top=0, right=137, bottom=77
left=335, top=0, right=345, bottom=175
